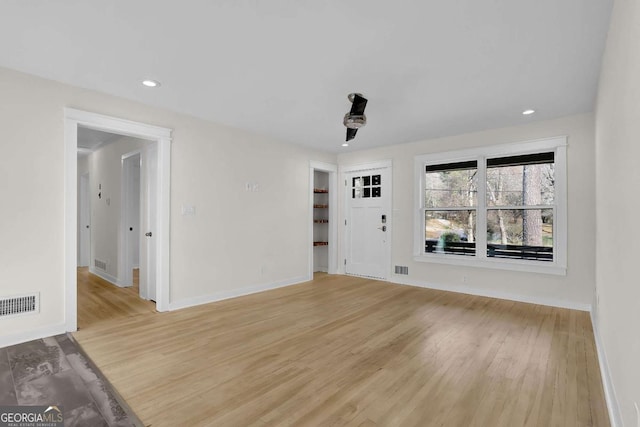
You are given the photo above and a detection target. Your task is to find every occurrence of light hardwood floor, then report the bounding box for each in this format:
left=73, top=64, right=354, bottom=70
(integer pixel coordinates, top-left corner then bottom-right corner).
left=74, top=273, right=609, bottom=427
left=77, top=267, right=156, bottom=330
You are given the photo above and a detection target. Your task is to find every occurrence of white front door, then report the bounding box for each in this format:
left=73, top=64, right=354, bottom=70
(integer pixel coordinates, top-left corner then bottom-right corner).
left=140, top=143, right=157, bottom=302
left=344, top=165, right=391, bottom=279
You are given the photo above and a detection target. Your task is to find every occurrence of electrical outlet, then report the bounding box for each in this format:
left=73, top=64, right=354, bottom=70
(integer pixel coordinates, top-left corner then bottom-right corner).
left=462, top=275, right=468, bottom=283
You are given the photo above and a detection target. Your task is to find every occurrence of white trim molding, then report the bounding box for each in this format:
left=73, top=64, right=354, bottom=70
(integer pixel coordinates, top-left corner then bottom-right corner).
left=390, top=275, right=591, bottom=312
left=88, top=267, right=125, bottom=288
left=64, top=108, right=172, bottom=333
left=340, top=159, right=393, bottom=174
left=168, top=275, right=310, bottom=311
left=413, top=136, right=567, bottom=275
left=0, top=323, right=67, bottom=349
left=590, top=310, right=622, bottom=427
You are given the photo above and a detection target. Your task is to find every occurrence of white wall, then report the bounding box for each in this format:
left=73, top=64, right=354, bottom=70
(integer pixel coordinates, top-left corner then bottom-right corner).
left=338, top=113, right=596, bottom=309
left=0, top=66, right=334, bottom=346
left=89, top=136, right=147, bottom=282
left=594, top=0, right=640, bottom=425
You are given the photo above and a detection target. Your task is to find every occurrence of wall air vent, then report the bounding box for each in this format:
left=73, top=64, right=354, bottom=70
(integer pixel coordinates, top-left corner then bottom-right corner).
left=394, top=266, right=409, bottom=275
left=0, top=293, right=39, bottom=318
left=94, top=259, right=107, bottom=271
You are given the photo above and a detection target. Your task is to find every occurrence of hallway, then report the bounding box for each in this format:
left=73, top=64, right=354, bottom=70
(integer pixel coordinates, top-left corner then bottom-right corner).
left=77, top=268, right=156, bottom=330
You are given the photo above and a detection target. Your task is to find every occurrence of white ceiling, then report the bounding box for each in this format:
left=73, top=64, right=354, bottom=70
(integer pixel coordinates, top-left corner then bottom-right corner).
left=0, top=1, right=613, bottom=153
left=77, top=128, right=122, bottom=151
left=77, top=127, right=122, bottom=157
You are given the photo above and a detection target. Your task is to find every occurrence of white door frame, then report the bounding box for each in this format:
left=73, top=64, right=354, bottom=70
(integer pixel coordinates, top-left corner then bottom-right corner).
left=309, top=161, right=338, bottom=277
left=64, top=108, right=172, bottom=332
left=340, top=160, right=393, bottom=280
left=119, top=150, right=141, bottom=288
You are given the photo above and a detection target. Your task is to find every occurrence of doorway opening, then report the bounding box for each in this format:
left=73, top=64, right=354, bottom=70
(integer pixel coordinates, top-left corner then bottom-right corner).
left=76, top=132, right=155, bottom=328
left=309, top=161, right=338, bottom=277
left=65, top=109, right=171, bottom=332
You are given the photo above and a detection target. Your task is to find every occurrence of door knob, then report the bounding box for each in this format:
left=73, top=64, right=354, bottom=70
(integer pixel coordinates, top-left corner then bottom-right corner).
left=145, top=232, right=153, bottom=237
left=377, top=225, right=387, bottom=232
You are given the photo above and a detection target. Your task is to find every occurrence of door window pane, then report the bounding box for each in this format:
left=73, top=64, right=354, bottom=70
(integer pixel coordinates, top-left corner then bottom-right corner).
left=353, top=174, right=382, bottom=198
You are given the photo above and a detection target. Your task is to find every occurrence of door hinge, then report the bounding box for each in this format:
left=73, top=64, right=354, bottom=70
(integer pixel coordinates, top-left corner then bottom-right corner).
left=344, top=179, right=347, bottom=186
left=344, top=259, right=347, bottom=265
left=344, top=219, right=347, bottom=226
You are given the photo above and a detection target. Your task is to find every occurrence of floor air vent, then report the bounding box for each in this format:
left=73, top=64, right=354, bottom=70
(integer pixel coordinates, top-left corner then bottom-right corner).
left=0, top=293, right=39, bottom=318
left=394, top=266, right=409, bottom=275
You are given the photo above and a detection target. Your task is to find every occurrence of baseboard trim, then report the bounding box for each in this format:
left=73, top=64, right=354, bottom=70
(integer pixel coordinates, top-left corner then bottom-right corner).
left=0, top=322, right=66, bottom=348
left=590, top=310, right=622, bottom=427
left=89, top=267, right=125, bottom=287
left=389, top=276, right=591, bottom=311
left=168, top=275, right=311, bottom=311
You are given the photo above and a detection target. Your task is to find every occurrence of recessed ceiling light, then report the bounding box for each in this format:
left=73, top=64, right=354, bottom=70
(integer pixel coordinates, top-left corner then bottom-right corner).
left=522, top=109, right=535, bottom=115
left=142, top=79, right=160, bottom=88
left=342, top=143, right=349, bottom=147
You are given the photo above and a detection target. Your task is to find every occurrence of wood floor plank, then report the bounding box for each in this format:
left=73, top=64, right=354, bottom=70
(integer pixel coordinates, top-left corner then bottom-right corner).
left=77, top=267, right=156, bottom=330
left=73, top=271, right=609, bottom=427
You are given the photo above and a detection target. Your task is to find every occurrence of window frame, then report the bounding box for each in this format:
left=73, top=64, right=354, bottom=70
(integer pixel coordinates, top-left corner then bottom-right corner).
left=413, top=136, right=567, bottom=275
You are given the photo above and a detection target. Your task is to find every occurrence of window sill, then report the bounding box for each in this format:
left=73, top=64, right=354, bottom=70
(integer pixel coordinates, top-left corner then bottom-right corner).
left=413, top=254, right=566, bottom=276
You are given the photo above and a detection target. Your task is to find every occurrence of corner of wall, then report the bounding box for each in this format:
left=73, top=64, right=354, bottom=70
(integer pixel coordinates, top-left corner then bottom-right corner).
left=590, top=308, right=623, bottom=427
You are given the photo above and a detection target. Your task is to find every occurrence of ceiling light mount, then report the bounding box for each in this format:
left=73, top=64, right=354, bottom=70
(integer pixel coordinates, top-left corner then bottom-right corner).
left=348, top=93, right=363, bottom=103
left=343, top=113, right=367, bottom=129
left=344, top=93, right=368, bottom=141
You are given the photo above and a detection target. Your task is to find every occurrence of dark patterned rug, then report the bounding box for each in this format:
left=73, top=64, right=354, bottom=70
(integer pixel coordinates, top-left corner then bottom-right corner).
left=0, top=334, right=144, bottom=427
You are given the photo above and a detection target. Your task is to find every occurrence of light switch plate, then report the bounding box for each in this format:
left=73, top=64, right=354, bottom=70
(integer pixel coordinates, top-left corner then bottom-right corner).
left=182, top=205, right=196, bottom=216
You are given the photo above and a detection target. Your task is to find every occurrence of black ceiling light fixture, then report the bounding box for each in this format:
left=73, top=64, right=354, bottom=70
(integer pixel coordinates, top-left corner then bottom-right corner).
left=343, top=93, right=368, bottom=142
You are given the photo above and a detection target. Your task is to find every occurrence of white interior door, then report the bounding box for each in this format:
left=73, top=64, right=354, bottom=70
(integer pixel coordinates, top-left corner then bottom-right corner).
left=140, top=143, right=157, bottom=301
left=78, top=173, right=90, bottom=267
left=345, top=166, right=391, bottom=279
left=121, top=152, right=141, bottom=287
